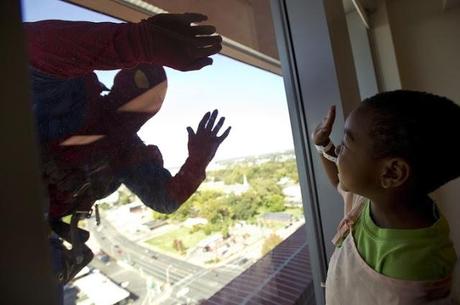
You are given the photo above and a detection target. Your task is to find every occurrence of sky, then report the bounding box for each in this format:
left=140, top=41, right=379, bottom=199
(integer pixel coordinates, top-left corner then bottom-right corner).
left=21, top=0, right=295, bottom=169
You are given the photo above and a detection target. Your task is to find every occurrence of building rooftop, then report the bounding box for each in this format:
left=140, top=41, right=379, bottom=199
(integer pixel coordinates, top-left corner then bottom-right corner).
left=72, top=271, right=130, bottom=305
left=203, top=225, right=314, bottom=305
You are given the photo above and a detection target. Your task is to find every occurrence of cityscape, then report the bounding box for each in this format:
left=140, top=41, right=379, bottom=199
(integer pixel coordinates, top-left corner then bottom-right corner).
left=64, top=151, right=304, bottom=305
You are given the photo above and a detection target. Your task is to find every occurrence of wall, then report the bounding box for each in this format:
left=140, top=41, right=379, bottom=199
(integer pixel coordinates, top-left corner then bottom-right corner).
left=370, top=0, right=460, bottom=300
left=369, top=0, right=402, bottom=91
left=387, top=0, right=460, bottom=102
left=1, top=1, right=58, bottom=304
left=345, top=10, right=379, bottom=99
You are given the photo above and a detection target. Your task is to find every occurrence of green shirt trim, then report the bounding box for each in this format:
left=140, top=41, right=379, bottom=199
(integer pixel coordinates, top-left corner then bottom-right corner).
left=352, top=200, right=457, bottom=281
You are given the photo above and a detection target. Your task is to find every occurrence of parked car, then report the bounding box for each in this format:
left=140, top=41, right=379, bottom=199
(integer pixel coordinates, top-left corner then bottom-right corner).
left=96, top=251, right=110, bottom=264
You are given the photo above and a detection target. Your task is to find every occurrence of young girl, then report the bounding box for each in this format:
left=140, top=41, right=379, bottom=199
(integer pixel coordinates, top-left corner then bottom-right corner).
left=312, top=90, right=459, bottom=305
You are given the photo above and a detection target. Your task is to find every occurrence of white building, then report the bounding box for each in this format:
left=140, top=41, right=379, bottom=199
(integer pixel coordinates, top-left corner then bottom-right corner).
left=72, top=271, right=130, bottom=305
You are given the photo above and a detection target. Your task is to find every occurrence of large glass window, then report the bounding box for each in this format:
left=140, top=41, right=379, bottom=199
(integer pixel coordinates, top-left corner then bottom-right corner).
left=22, top=1, right=309, bottom=304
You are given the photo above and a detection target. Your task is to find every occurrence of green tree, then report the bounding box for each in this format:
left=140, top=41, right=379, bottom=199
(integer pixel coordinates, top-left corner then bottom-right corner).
left=118, top=188, right=135, bottom=205
left=146, top=153, right=299, bottom=231
left=203, top=222, right=220, bottom=235
left=261, top=233, right=283, bottom=256
left=230, top=193, right=258, bottom=220
left=222, top=224, right=230, bottom=239
left=152, top=210, right=169, bottom=220
left=173, top=239, right=187, bottom=255
left=210, top=164, right=247, bottom=185
left=98, top=202, right=111, bottom=210
left=170, top=200, right=194, bottom=221
left=265, top=194, right=285, bottom=212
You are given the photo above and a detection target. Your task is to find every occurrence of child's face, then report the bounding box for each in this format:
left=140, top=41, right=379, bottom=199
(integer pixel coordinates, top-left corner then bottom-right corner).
left=335, top=106, right=381, bottom=196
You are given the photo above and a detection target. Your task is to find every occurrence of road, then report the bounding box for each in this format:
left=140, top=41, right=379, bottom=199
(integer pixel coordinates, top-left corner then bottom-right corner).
left=88, top=218, right=254, bottom=305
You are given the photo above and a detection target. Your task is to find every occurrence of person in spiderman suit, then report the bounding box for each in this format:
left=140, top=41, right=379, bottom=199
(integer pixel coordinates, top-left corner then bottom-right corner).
left=24, top=13, right=230, bottom=290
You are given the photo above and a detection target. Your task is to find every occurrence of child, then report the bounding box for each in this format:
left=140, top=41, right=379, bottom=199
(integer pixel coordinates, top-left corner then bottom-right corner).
left=312, top=90, right=459, bottom=304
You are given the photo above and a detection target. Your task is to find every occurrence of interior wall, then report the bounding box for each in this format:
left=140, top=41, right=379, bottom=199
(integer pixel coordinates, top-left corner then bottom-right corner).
left=368, top=0, right=401, bottom=91
left=1, top=1, right=58, bottom=304
left=370, top=0, right=460, bottom=301
left=345, top=10, right=379, bottom=100
left=387, top=0, right=460, bottom=102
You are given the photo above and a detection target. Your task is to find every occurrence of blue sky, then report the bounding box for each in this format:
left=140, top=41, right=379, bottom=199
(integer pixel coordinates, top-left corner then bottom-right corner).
left=21, top=0, right=294, bottom=168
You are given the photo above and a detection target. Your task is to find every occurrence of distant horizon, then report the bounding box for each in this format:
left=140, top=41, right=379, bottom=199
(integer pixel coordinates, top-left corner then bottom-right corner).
left=168, top=149, right=296, bottom=172
left=214, top=148, right=295, bottom=161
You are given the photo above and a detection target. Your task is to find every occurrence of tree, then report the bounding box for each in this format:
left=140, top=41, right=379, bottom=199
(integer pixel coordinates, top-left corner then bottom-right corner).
left=98, top=202, right=111, bottom=210
left=265, top=194, right=285, bottom=212
left=117, top=187, right=135, bottom=205
left=221, top=225, right=230, bottom=239
left=202, top=222, right=220, bottom=235
left=147, top=153, right=299, bottom=234
left=173, top=239, right=187, bottom=255
left=230, top=193, right=258, bottom=220
left=197, top=193, right=229, bottom=225
left=261, top=233, right=283, bottom=256
left=152, top=210, right=169, bottom=220
left=170, top=200, right=194, bottom=221
left=210, top=164, right=247, bottom=184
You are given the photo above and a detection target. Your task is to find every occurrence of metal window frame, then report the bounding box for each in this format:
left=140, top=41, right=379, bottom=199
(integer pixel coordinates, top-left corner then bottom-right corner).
left=271, top=1, right=361, bottom=304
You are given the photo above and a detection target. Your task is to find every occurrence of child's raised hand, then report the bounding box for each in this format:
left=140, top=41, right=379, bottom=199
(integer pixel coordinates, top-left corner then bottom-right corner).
left=311, top=105, right=336, bottom=146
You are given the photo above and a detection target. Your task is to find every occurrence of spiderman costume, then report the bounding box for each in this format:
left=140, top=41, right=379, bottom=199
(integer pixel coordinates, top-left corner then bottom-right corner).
left=24, top=13, right=228, bottom=287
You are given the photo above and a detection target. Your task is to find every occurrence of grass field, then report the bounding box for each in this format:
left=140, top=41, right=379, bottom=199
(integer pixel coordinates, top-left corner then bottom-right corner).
left=145, top=226, right=207, bottom=255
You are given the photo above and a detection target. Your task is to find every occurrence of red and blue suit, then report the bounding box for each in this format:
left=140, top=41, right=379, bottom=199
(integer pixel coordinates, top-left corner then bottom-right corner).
left=25, top=19, right=208, bottom=220
left=24, top=17, right=222, bottom=286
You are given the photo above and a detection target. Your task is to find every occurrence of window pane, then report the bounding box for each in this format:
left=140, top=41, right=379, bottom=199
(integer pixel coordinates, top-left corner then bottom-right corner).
left=22, top=0, right=312, bottom=304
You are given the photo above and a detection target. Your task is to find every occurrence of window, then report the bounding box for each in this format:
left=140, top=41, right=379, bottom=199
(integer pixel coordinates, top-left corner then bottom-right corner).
left=22, top=0, right=312, bottom=304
